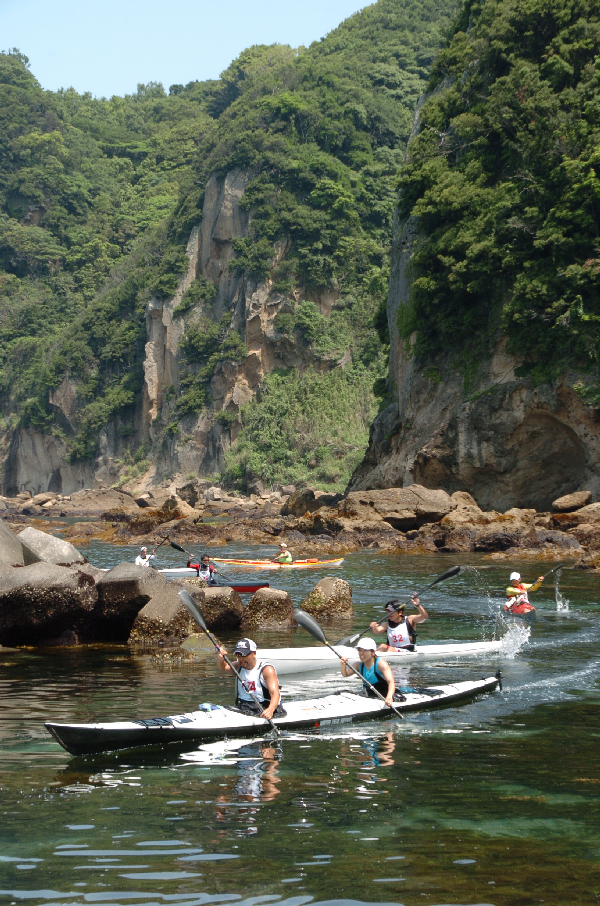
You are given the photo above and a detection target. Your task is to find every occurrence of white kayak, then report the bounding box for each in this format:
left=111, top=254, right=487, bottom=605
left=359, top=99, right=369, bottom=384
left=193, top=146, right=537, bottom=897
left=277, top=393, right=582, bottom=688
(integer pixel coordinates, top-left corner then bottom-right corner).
left=183, top=637, right=505, bottom=674
left=46, top=676, right=500, bottom=755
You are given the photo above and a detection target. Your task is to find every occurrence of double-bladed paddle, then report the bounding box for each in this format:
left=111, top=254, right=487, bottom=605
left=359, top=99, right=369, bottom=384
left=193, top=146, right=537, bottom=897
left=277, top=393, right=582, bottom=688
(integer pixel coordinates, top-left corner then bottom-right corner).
left=294, top=608, right=403, bottom=719
left=169, top=541, right=237, bottom=584
left=336, top=565, right=461, bottom=647
left=178, top=590, right=280, bottom=736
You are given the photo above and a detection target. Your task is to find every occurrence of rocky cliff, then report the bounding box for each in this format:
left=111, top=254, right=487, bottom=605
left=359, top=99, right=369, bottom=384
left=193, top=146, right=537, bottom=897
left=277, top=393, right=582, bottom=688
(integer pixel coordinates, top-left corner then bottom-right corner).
left=350, top=202, right=600, bottom=512
left=0, top=169, right=346, bottom=496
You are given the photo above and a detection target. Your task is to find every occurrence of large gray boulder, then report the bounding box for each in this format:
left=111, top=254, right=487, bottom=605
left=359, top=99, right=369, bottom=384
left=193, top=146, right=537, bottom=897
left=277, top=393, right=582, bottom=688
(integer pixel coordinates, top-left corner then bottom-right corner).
left=240, top=588, right=294, bottom=632
left=0, top=562, right=97, bottom=646
left=17, top=526, right=86, bottom=566
left=339, top=486, right=454, bottom=530
left=128, top=584, right=202, bottom=648
left=94, top=563, right=168, bottom=640
left=0, top=519, right=24, bottom=568
left=552, top=491, right=592, bottom=512
left=300, top=577, right=353, bottom=622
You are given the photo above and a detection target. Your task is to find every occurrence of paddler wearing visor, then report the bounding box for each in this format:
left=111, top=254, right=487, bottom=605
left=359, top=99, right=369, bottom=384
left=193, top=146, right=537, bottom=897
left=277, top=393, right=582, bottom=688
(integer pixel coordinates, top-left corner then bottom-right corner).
left=504, top=571, right=544, bottom=615
left=369, top=593, right=428, bottom=652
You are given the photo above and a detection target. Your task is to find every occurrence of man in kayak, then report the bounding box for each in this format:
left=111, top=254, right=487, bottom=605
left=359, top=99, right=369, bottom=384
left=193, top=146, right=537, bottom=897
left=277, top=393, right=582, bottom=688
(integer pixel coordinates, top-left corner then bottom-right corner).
left=134, top=546, right=155, bottom=567
left=369, top=594, right=428, bottom=652
left=504, top=571, right=544, bottom=615
left=216, top=637, right=286, bottom=720
left=273, top=542, right=293, bottom=564
left=340, top=638, right=398, bottom=706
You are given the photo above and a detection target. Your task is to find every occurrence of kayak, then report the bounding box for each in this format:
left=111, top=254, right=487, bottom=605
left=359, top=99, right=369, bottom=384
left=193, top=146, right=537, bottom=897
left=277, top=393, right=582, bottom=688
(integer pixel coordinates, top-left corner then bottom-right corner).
left=182, top=638, right=506, bottom=674
left=502, top=602, right=536, bottom=622
left=45, top=675, right=500, bottom=755
left=157, top=568, right=269, bottom=594
left=209, top=557, right=344, bottom=570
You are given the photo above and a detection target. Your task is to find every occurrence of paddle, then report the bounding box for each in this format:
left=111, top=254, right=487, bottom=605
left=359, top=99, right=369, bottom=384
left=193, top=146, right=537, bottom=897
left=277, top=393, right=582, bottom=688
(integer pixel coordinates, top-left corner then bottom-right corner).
left=336, top=565, right=462, bottom=646
left=178, top=590, right=280, bottom=736
left=294, top=608, right=403, bottom=720
left=152, top=534, right=170, bottom=556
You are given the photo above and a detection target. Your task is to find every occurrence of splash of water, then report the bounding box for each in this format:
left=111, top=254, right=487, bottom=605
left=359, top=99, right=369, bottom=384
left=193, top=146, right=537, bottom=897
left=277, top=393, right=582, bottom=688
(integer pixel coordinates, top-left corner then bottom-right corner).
left=554, top=568, right=569, bottom=612
left=500, top=620, right=531, bottom=658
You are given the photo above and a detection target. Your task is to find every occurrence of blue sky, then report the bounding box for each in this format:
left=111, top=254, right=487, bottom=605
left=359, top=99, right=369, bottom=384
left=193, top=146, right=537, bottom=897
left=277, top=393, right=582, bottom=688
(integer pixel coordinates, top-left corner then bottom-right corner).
left=1, top=0, right=371, bottom=98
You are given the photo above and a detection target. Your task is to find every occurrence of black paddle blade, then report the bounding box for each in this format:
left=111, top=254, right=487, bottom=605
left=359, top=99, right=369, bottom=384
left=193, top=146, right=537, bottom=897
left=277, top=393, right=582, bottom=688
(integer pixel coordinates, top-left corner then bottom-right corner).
left=430, top=565, right=461, bottom=586
left=294, top=609, right=328, bottom=645
left=179, top=589, right=207, bottom=632
left=170, top=541, right=186, bottom=553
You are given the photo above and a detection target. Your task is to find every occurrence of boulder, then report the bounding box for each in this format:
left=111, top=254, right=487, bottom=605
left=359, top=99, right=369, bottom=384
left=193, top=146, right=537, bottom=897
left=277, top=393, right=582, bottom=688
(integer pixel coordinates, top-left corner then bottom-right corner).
left=17, top=526, right=86, bottom=567
left=552, top=491, right=592, bottom=512
left=94, top=563, right=168, bottom=640
left=0, top=519, right=24, bottom=568
left=281, top=488, right=320, bottom=517
left=339, top=486, right=454, bottom=530
left=300, top=576, right=353, bottom=622
left=58, top=488, right=138, bottom=516
left=175, top=480, right=210, bottom=507
left=240, top=588, right=294, bottom=631
left=0, top=562, right=97, bottom=646
left=128, top=584, right=202, bottom=648
left=30, top=492, right=56, bottom=507
left=450, top=491, right=478, bottom=507
left=200, top=586, right=244, bottom=631
left=135, top=496, right=152, bottom=508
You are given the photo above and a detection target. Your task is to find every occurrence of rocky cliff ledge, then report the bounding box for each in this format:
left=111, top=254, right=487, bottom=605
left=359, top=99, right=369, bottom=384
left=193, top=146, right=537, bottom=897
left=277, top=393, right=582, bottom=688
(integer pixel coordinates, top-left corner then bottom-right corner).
left=349, top=211, right=600, bottom=512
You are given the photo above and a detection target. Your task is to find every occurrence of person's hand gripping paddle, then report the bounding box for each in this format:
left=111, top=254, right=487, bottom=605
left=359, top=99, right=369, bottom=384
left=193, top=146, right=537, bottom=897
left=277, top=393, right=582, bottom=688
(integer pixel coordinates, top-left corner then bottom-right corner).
left=178, top=590, right=280, bottom=737
left=336, top=565, right=461, bottom=647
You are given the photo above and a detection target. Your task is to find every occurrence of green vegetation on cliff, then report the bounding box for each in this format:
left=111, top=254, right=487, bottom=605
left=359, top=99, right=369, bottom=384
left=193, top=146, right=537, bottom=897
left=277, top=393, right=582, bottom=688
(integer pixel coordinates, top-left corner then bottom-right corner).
left=0, top=0, right=458, bottom=488
left=397, top=0, right=600, bottom=393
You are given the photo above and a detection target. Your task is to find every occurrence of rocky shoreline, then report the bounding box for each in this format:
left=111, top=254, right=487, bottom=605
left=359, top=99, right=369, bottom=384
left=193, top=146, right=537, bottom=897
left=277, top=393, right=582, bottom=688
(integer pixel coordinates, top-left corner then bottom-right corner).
left=3, top=482, right=596, bottom=567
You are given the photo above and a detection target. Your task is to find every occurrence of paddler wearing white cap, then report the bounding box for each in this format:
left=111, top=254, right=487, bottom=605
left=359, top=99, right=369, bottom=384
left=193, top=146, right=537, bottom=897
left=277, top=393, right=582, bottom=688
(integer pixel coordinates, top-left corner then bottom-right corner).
left=134, top=546, right=155, bottom=567
left=505, top=571, right=544, bottom=612
left=340, top=638, right=397, bottom=707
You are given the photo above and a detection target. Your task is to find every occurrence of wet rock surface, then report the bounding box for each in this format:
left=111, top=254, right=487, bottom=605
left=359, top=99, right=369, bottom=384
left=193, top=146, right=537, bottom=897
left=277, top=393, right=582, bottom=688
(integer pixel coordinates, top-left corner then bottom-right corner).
left=300, top=576, right=354, bottom=623
left=240, top=588, right=294, bottom=632
left=128, top=584, right=201, bottom=649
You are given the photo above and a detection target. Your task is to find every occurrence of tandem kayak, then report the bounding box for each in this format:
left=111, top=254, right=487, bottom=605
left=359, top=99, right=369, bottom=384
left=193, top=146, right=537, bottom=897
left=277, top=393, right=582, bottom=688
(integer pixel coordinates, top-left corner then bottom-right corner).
left=209, top=557, right=344, bottom=570
left=45, top=676, right=500, bottom=755
left=199, top=639, right=506, bottom=675
left=157, top=568, right=269, bottom=594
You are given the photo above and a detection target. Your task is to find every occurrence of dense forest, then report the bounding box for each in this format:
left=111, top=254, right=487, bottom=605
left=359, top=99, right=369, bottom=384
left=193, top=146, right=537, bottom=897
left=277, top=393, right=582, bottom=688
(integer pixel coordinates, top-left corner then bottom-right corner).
left=0, top=0, right=458, bottom=492
left=397, top=0, right=600, bottom=397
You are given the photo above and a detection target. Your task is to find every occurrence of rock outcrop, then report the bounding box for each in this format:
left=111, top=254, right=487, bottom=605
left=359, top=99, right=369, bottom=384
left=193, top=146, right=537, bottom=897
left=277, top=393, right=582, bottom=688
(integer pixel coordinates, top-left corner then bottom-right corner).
left=240, top=588, right=294, bottom=632
left=128, top=584, right=201, bottom=649
left=17, top=526, right=86, bottom=567
left=300, top=577, right=353, bottom=622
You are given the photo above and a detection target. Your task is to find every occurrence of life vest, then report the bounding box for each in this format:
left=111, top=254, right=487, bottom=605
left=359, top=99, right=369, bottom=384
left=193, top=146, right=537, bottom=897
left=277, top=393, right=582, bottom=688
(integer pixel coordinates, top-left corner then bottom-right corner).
left=359, top=658, right=390, bottom=698
left=236, top=660, right=280, bottom=707
left=504, top=583, right=535, bottom=614
left=386, top=617, right=416, bottom=650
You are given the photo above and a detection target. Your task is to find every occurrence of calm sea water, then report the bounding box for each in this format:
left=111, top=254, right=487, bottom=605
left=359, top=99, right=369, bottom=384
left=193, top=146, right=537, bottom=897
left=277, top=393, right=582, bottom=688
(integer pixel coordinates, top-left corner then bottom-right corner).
left=1, top=543, right=599, bottom=906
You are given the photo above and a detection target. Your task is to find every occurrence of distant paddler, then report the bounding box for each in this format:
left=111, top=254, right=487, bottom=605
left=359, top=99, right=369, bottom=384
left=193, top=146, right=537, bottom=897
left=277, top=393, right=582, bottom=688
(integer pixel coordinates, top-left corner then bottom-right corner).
left=503, top=571, right=543, bottom=617
left=340, top=638, right=399, bottom=707
left=369, top=593, right=428, bottom=652
left=134, top=546, right=155, bottom=567
left=273, top=542, right=293, bottom=565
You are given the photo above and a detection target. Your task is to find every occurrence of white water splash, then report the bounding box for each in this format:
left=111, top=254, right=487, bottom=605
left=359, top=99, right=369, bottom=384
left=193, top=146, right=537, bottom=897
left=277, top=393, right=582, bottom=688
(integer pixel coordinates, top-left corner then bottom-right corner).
left=500, top=620, right=531, bottom=658
left=555, top=568, right=570, bottom=612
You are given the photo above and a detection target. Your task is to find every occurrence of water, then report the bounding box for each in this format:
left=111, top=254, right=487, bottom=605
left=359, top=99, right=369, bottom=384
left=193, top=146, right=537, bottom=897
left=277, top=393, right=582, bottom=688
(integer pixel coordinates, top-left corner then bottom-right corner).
left=1, top=546, right=599, bottom=906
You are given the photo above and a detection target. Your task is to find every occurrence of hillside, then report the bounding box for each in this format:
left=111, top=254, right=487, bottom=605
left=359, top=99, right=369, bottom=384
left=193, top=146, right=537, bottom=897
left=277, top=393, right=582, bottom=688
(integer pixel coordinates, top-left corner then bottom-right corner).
left=0, top=0, right=458, bottom=496
left=350, top=0, right=600, bottom=509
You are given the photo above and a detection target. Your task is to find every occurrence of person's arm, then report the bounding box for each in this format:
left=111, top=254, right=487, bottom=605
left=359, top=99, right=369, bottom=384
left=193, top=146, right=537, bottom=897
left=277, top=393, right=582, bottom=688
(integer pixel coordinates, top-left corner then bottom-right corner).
left=260, top=665, right=280, bottom=720
left=340, top=657, right=359, bottom=677
left=378, top=659, right=396, bottom=707
left=409, top=594, right=428, bottom=625
left=369, top=621, right=388, bottom=635
left=525, top=577, right=544, bottom=593
left=216, top=646, right=235, bottom=674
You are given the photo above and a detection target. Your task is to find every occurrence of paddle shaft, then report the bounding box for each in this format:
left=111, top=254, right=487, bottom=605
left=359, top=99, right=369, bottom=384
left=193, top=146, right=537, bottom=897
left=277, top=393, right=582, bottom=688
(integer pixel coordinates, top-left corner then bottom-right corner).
left=337, top=565, right=461, bottom=646
left=152, top=535, right=170, bottom=556
left=178, top=591, right=280, bottom=735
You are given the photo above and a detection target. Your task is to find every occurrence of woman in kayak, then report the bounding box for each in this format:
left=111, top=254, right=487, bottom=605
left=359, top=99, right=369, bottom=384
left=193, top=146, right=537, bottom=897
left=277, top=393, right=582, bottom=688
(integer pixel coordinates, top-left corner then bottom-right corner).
left=504, top=571, right=544, bottom=614
left=340, top=638, right=397, bottom=707
left=273, top=542, right=293, bottom=564
left=216, top=637, right=286, bottom=720
left=369, top=594, right=428, bottom=652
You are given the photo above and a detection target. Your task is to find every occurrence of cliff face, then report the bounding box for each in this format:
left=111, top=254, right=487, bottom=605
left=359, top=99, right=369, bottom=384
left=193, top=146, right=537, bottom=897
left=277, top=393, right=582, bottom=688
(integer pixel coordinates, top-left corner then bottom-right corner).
left=0, top=169, right=344, bottom=496
left=350, top=213, right=600, bottom=512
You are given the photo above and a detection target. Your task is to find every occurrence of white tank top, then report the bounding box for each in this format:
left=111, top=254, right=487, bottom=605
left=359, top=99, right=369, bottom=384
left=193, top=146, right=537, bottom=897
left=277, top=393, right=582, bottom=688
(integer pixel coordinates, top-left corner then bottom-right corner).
left=236, top=660, right=280, bottom=706
left=387, top=619, right=413, bottom=649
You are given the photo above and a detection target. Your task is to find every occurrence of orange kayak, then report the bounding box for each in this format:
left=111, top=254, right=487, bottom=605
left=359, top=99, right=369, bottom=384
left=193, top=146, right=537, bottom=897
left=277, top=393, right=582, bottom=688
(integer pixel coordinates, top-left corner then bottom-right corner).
left=209, top=557, right=344, bottom=570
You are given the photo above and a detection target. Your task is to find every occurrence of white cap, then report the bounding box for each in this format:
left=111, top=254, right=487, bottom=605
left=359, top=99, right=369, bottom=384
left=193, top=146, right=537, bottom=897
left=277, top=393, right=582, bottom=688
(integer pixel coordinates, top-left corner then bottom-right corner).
left=141, top=546, right=147, bottom=552
left=357, top=637, right=377, bottom=651
left=510, top=571, right=521, bottom=582
left=279, top=542, right=287, bottom=548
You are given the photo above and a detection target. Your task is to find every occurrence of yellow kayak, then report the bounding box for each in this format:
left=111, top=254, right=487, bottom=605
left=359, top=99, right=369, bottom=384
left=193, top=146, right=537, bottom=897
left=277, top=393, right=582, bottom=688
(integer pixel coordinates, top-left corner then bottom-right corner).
left=209, top=556, right=344, bottom=570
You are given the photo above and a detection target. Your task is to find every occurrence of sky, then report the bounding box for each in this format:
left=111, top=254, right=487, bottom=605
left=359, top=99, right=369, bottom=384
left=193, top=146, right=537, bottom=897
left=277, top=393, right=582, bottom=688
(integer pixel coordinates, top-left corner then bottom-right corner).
left=0, top=0, right=371, bottom=98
